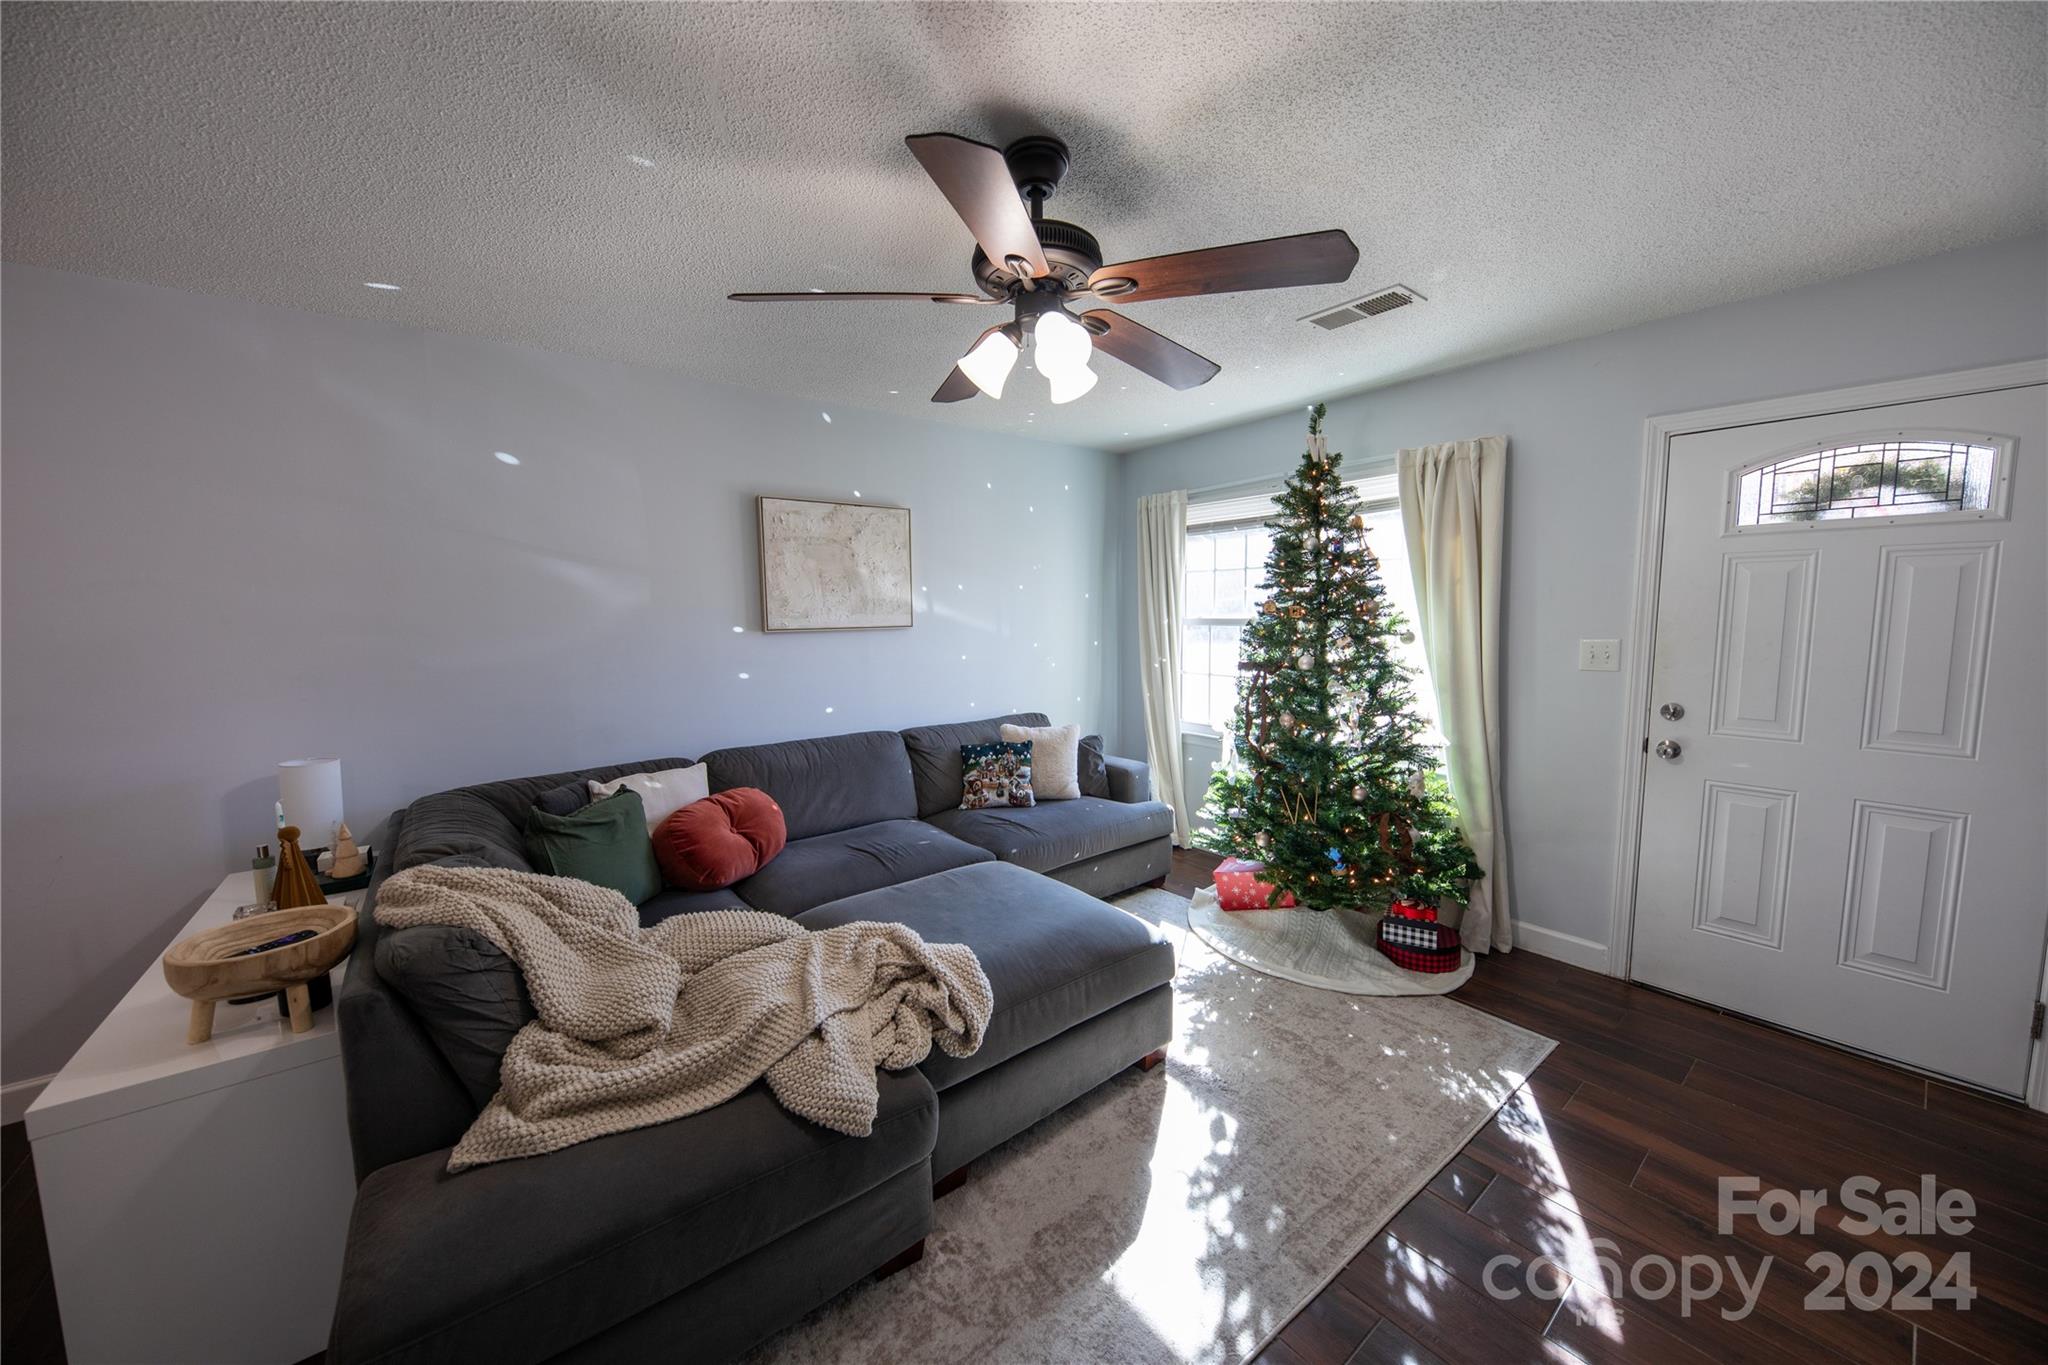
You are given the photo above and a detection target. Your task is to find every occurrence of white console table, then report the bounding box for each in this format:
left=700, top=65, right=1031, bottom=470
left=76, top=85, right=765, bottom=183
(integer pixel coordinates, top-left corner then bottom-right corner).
left=26, top=872, right=363, bottom=1365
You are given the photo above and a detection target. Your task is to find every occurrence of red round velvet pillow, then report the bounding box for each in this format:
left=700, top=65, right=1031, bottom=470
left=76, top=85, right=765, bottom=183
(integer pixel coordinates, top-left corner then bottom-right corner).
left=652, top=787, right=788, bottom=891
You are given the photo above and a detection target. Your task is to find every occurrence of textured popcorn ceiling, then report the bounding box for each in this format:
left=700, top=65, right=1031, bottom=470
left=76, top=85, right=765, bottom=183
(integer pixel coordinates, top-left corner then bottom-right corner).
left=5, top=3, right=2043, bottom=450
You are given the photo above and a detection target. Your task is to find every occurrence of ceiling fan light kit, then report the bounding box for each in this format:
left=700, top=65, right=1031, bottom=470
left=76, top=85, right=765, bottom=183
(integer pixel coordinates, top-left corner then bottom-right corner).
left=959, top=325, right=1021, bottom=399
left=730, top=131, right=1361, bottom=406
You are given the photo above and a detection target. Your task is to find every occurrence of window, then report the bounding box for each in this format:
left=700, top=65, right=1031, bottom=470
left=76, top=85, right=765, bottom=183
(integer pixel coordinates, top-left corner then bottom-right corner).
left=1734, top=435, right=2004, bottom=529
left=1181, top=478, right=1438, bottom=741
left=1181, top=521, right=1270, bottom=731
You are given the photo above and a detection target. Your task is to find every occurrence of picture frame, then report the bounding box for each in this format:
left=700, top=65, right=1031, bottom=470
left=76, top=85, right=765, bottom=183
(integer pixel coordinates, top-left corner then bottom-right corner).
left=756, top=495, right=914, bottom=632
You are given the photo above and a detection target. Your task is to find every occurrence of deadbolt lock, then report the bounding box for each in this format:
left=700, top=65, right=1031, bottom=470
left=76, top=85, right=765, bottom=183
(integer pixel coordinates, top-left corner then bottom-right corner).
left=1659, top=702, right=1685, bottom=721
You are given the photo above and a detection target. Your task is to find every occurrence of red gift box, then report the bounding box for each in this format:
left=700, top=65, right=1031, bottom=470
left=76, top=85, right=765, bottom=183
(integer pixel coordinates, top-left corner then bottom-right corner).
left=1213, top=857, right=1297, bottom=910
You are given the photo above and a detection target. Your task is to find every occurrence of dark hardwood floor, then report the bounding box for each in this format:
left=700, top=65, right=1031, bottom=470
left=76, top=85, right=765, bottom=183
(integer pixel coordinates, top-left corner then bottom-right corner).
left=1154, top=849, right=2046, bottom=1365
left=5, top=848, right=2042, bottom=1365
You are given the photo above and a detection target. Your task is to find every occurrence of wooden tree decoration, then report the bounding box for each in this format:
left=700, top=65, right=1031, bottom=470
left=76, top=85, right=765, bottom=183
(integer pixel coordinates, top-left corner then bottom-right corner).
left=272, top=825, right=327, bottom=910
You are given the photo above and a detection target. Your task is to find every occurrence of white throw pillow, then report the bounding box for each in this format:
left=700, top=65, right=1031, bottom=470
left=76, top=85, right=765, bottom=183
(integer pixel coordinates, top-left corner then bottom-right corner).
left=588, top=764, right=710, bottom=833
left=1000, top=722, right=1082, bottom=801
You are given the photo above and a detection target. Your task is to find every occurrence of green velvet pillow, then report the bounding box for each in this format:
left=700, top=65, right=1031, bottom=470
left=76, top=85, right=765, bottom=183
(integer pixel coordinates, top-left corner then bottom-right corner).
left=525, top=788, right=660, bottom=905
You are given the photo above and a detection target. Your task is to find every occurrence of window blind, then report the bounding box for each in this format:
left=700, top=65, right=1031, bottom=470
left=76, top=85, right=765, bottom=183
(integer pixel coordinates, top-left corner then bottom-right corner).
left=1185, top=463, right=1399, bottom=529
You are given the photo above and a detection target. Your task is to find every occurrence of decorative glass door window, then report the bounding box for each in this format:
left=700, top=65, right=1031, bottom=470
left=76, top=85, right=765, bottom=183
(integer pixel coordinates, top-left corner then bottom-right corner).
left=1733, top=435, right=2006, bottom=529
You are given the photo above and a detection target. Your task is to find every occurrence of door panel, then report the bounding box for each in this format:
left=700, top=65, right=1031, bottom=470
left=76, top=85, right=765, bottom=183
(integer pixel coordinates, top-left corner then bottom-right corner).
left=1631, top=384, right=2046, bottom=1095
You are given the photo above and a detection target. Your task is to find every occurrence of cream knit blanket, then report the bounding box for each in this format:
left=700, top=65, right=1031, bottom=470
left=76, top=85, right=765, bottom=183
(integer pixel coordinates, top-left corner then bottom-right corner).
left=374, top=865, right=993, bottom=1171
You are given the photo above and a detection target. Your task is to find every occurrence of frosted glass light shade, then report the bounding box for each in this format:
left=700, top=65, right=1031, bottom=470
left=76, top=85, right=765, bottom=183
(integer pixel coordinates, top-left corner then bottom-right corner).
left=1033, top=310, right=1093, bottom=379
left=278, top=758, right=344, bottom=849
left=1048, top=364, right=1098, bottom=404
left=958, top=329, right=1019, bottom=399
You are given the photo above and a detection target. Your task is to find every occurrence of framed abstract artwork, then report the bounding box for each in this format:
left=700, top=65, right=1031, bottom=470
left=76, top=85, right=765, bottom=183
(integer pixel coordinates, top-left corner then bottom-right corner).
left=756, top=496, right=914, bottom=631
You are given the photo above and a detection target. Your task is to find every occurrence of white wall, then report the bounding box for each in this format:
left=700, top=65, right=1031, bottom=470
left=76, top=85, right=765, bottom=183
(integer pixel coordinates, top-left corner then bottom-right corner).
left=1117, top=232, right=2048, bottom=961
left=1, top=263, right=1120, bottom=1087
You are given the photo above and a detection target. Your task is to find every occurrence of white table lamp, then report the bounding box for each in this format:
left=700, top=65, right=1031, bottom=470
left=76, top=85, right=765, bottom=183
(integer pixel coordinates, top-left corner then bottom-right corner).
left=277, top=758, right=344, bottom=851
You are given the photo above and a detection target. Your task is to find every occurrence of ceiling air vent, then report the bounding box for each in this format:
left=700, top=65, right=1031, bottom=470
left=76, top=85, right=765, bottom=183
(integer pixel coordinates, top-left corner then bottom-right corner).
left=1301, top=284, right=1425, bottom=331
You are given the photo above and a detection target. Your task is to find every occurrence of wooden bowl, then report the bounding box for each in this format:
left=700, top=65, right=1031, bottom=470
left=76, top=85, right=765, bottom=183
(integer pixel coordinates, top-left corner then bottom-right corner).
left=163, top=903, right=357, bottom=1043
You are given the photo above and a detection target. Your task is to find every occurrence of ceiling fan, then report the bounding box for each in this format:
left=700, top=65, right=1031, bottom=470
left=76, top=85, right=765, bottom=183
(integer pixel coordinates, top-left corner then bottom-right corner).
left=730, top=132, right=1360, bottom=405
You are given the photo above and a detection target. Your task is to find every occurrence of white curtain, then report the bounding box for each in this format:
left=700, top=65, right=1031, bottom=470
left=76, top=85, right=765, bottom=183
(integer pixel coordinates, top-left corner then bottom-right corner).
left=1136, top=490, right=1192, bottom=845
left=1398, top=437, right=1512, bottom=952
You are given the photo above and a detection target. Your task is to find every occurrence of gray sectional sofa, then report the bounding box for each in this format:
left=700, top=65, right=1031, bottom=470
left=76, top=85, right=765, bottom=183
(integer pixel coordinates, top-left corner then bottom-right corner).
left=331, top=713, right=1177, bottom=1365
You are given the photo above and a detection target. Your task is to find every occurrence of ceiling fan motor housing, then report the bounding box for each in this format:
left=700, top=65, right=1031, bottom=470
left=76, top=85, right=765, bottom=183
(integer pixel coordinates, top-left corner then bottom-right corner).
left=974, top=219, right=1102, bottom=295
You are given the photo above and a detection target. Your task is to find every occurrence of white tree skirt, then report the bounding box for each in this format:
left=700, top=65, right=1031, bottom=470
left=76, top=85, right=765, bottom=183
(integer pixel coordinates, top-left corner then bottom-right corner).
left=1186, top=885, right=1473, bottom=995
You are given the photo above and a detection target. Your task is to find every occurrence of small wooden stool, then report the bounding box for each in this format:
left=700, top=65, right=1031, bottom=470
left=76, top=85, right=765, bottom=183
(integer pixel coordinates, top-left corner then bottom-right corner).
left=162, top=903, right=357, bottom=1043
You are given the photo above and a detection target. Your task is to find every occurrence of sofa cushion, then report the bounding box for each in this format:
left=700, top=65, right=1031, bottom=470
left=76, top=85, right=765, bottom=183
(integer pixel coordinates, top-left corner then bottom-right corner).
left=639, top=885, right=755, bottom=927
left=899, top=712, right=1050, bottom=817
left=588, top=763, right=711, bottom=832
left=653, top=788, right=787, bottom=891
left=531, top=780, right=591, bottom=819
left=799, top=861, right=1174, bottom=1091
left=524, top=789, right=661, bottom=905
left=734, top=820, right=993, bottom=916
left=1003, top=721, right=1082, bottom=801
left=924, top=797, right=1176, bottom=875
left=960, top=740, right=1034, bottom=810
left=376, top=923, right=533, bottom=1111
left=701, top=730, right=915, bottom=841
left=392, top=756, right=695, bottom=873
left=328, top=1070, right=938, bottom=1365
left=1078, top=734, right=1110, bottom=798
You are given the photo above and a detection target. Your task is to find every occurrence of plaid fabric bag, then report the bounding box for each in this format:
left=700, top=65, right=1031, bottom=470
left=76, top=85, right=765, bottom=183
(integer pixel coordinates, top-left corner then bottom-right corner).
left=1374, top=901, right=1462, bottom=973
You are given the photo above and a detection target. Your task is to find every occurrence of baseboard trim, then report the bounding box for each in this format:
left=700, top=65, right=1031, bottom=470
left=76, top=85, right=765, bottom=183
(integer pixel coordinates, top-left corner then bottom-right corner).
left=1511, top=921, right=1611, bottom=974
left=2, top=1073, right=54, bottom=1127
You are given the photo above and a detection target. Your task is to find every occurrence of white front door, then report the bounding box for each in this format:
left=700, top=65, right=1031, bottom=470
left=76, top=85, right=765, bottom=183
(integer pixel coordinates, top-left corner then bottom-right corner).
left=1630, top=383, right=2047, bottom=1096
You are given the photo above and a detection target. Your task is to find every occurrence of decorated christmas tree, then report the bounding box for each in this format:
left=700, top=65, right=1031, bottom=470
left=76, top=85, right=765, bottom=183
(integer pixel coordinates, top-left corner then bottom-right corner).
left=1198, top=404, right=1479, bottom=910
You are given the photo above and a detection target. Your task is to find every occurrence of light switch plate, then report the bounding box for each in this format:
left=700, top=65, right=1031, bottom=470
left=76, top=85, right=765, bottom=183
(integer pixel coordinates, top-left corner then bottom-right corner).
left=1578, top=639, right=1620, bottom=671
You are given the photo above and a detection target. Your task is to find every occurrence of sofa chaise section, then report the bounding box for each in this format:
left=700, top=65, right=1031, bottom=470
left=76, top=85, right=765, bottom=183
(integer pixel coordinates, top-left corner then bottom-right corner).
left=799, top=861, right=1174, bottom=1176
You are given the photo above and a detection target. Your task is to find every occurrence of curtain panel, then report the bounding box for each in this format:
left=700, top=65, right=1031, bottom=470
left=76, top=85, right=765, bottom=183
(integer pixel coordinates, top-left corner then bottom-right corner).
left=1136, top=490, right=1192, bottom=845
left=1397, top=437, right=1512, bottom=952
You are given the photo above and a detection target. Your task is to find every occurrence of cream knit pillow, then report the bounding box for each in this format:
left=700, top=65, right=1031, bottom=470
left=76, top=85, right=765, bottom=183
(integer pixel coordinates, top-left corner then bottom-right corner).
left=1000, top=722, right=1082, bottom=801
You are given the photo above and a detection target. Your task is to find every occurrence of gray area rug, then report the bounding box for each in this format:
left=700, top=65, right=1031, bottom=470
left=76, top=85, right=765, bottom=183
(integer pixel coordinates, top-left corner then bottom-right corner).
left=1187, top=885, right=1475, bottom=995
left=745, top=888, right=1553, bottom=1365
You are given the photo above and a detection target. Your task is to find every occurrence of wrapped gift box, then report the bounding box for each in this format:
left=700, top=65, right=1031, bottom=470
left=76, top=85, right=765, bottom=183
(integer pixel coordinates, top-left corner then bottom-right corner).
left=1213, top=857, right=1297, bottom=910
left=1375, top=900, right=1462, bottom=972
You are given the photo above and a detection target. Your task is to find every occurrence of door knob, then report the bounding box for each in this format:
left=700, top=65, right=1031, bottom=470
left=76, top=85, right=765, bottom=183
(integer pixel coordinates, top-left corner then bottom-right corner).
left=1659, top=701, right=1685, bottom=721
left=1655, top=739, right=1682, bottom=760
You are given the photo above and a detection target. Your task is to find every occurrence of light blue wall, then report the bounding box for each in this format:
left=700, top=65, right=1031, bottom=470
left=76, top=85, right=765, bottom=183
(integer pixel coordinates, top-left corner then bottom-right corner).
left=1, top=263, right=1119, bottom=1084
left=1116, top=232, right=2048, bottom=955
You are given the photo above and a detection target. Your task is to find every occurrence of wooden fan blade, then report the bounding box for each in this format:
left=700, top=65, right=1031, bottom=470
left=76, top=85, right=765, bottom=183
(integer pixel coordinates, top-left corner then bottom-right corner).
left=1083, top=311, right=1220, bottom=390
left=932, top=366, right=980, bottom=403
left=1088, top=229, right=1358, bottom=304
left=905, top=133, right=1050, bottom=279
left=728, top=291, right=994, bottom=303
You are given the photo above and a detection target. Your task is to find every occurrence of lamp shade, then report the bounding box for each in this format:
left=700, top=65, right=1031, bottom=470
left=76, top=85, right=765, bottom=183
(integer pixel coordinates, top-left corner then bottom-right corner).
left=278, top=758, right=344, bottom=849
left=958, top=328, right=1019, bottom=399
